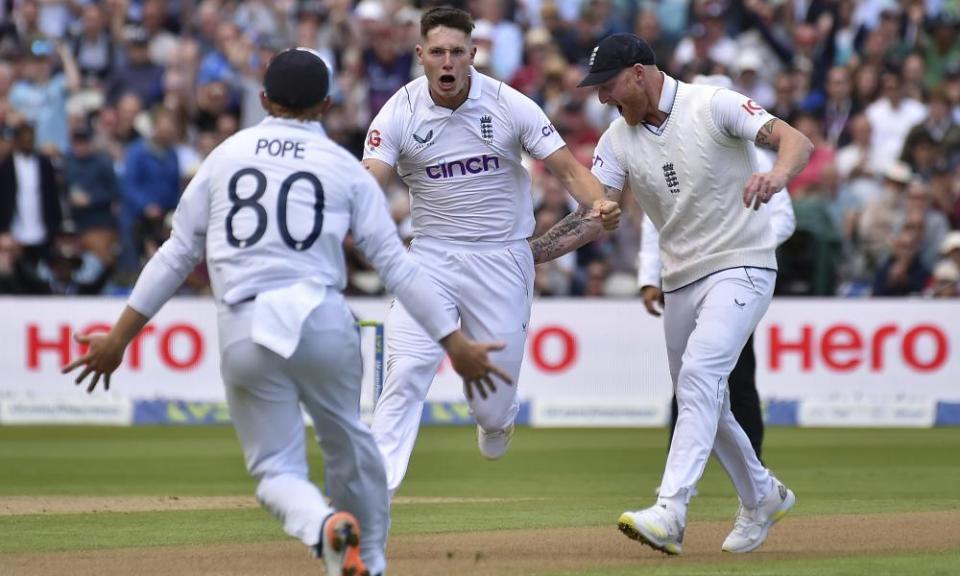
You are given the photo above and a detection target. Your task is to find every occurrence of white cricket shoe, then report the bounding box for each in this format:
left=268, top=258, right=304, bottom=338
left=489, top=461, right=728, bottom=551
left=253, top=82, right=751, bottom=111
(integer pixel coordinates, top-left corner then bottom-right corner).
left=722, top=478, right=796, bottom=553
left=315, top=511, right=369, bottom=576
left=617, top=504, right=685, bottom=555
left=477, top=424, right=515, bottom=460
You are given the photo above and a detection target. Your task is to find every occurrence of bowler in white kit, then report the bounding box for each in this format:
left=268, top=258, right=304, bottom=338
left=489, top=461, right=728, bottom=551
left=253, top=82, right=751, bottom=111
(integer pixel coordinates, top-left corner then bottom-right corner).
left=532, top=34, right=813, bottom=555
left=362, top=6, right=620, bottom=494
left=62, top=48, right=510, bottom=576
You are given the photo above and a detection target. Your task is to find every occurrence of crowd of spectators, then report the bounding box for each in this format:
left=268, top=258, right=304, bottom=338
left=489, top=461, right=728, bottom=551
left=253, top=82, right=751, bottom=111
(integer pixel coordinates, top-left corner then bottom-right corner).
left=1, top=0, right=959, bottom=299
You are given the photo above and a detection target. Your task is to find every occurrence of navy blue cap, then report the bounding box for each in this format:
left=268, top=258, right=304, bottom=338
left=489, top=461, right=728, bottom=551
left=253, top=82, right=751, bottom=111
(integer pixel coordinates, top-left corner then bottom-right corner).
left=263, top=48, right=330, bottom=110
left=578, top=34, right=656, bottom=88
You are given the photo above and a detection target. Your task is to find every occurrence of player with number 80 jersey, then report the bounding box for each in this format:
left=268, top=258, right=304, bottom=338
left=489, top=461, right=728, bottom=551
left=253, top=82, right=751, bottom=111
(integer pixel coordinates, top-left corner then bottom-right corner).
left=190, top=119, right=380, bottom=308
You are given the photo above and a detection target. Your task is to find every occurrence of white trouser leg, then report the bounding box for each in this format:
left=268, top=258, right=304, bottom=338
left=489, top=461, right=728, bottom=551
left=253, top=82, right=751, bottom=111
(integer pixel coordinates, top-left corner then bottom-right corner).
left=712, top=384, right=773, bottom=508
left=658, top=268, right=775, bottom=519
left=458, top=244, right=533, bottom=432
left=371, top=298, right=450, bottom=494
left=221, top=297, right=388, bottom=575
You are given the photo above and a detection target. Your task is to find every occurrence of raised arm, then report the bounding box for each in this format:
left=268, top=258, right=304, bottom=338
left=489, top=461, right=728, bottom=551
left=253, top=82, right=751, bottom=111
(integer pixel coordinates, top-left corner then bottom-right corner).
left=529, top=183, right=622, bottom=264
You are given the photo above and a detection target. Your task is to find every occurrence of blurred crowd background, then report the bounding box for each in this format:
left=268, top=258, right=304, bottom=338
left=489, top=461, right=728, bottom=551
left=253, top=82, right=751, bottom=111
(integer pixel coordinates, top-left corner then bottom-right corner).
left=1, top=0, right=959, bottom=299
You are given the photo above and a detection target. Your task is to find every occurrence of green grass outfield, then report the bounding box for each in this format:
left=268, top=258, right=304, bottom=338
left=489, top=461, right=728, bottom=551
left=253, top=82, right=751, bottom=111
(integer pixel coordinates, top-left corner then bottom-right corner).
left=1, top=426, right=958, bottom=575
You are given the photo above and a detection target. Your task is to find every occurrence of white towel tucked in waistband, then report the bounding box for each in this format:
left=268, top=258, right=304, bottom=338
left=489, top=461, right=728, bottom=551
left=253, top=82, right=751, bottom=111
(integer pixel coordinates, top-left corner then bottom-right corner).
left=250, top=279, right=328, bottom=358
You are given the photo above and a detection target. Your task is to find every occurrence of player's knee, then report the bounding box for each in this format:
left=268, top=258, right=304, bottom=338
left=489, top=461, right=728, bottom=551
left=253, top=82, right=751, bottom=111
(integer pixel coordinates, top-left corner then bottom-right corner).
left=474, top=405, right=515, bottom=432
left=676, top=365, right=723, bottom=405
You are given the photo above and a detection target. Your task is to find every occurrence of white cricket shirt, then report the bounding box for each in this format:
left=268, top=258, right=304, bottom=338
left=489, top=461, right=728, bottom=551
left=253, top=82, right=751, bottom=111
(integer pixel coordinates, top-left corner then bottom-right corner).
left=592, top=75, right=779, bottom=291
left=363, top=67, right=566, bottom=242
left=127, top=116, right=456, bottom=343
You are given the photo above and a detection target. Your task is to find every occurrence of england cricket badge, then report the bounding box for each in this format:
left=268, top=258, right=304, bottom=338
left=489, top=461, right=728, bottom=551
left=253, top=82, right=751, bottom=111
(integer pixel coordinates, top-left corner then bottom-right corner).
left=480, top=115, right=494, bottom=144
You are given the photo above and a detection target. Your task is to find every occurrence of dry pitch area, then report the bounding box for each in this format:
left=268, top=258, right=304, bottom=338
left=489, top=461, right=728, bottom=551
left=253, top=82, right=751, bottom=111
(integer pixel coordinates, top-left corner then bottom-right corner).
left=1, top=496, right=958, bottom=576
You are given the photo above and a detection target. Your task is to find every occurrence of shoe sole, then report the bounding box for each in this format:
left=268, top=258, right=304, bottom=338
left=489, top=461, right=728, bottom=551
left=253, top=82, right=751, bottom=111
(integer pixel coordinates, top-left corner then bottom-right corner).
left=722, top=489, right=796, bottom=554
left=617, top=512, right=682, bottom=555
left=324, top=513, right=369, bottom=576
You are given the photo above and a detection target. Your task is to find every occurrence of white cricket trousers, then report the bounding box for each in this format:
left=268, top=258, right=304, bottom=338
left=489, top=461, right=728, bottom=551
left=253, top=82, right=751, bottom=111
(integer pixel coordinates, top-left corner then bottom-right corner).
left=218, top=293, right=388, bottom=575
left=372, top=237, right=534, bottom=493
left=657, top=267, right=776, bottom=519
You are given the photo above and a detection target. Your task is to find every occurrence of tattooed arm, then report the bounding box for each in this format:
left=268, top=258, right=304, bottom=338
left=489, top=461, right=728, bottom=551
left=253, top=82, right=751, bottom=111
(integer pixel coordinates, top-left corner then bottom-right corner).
left=529, top=185, right=623, bottom=264
left=754, top=118, right=813, bottom=182
left=743, top=118, right=812, bottom=210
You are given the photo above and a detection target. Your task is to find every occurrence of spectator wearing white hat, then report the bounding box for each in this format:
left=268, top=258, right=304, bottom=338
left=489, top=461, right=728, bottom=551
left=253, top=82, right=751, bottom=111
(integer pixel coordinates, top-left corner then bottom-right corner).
left=733, top=51, right=774, bottom=109
left=941, top=231, right=960, bottom=270
left=859, top=160, right=913, bottom=275
left=928, top=259, right=960, bottom=298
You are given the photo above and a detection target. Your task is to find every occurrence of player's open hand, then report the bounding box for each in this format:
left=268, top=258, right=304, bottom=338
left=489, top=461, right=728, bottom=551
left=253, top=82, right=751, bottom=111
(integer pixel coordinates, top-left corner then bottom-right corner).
left=441, top=332, right=513, bottom=401
left=61, top=332, right=125, bottom=393
left=592, top=199, right=621, bottom=231
left=743, top=171, right=788, bottom=211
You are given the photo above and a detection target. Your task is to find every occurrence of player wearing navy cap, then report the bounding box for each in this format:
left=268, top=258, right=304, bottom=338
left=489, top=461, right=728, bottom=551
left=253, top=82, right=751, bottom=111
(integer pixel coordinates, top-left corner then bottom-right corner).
left=533, top=34, right=813, bottom=555
left=63, top=47, right=510, bottom=576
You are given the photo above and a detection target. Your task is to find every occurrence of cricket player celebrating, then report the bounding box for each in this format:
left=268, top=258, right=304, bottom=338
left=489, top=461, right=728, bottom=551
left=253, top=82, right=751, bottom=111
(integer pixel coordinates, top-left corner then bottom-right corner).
left=532, top=34, right=813, bottom=555
left=643, top=76, right=797, bottom=465
left=63, top=48, right=510, bottom=576
left=362, top=6, right=620, bottom=494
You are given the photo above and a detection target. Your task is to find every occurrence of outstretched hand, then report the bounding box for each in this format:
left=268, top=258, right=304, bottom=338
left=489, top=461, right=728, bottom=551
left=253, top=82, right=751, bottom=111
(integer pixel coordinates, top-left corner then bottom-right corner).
left=61, top=333, right=125, bottom=393
left=592, top=199, right=621, bottom=231
left=441, top=333, right=513, bottom=401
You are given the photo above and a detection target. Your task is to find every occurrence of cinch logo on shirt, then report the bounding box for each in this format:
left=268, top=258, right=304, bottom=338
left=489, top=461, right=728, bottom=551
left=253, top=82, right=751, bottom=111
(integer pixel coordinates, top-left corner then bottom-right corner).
left=425, top=155, right=501, bottom=179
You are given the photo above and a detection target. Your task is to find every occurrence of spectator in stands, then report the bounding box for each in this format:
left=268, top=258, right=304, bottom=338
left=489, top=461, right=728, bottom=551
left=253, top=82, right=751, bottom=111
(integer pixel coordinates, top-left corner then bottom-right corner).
left=141, top=0, right=181, bottom=67
left=769, top=70, right=800, bottom=121
left=851, top=63, right=881, bottom=112
left=193, top=80, right=238, bottom=133
left=9, top=39, right=80, bottom=155
left=672, top=0, right=736, bottom=74
left=902, top=88, right=960, bottom=168
left=872, top=226, right=930, bottom=296
left=196, top=21, right=241, bottom=89
left=0, top=122, right=63, bottom=266
left=813, top=66, right=859, bottom=148
left=509, top=27, right=554, bottom=100
left=901, top=131, right=939, bottom=180
left=0, top=0, right=45, bottom=57
left=360, top=16, right=414, bottom=120
left=865, top=63, right=927, bottom=174
left=903, top=180, right=950, bottom=270
left=64, top=123, right=118, bottom=268
left=538, top=1, right=579, bottom=64
left=859, top=161, right=913, bottom=277
left=920, top=13, right=960, bottom=91
left=835, top=114, right=880, bottom=203
left=941, top=232, right=960, bottom=271
left=580, top=259, right=610, bottom=298
left=69, top=4, right=118, bottom=86
left=0, top=123, right=12, bottom=162
left=105, top=27, right=164, bottom=107
left=732, top=51, right=774, bottom=109
left=33, top=234, right=109, bottom=295
left=928, top=259, right=960, bottom=298
left=474, top=0, right=525, bottom=82
left=787, top=112, right=836, bottom=197
left=900, top=52, right=927, bottom=102
left=118, top=107, right=179, bottom=275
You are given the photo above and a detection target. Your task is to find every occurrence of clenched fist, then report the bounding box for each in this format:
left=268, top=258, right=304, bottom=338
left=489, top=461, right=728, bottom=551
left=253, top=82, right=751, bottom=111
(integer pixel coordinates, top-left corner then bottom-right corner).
left=593, top=199, right=621, bottom=231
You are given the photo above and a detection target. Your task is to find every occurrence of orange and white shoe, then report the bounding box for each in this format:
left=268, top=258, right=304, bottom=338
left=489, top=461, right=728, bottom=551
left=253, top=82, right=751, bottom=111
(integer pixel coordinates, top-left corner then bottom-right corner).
left=317, top=511, right=368, bottom=576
